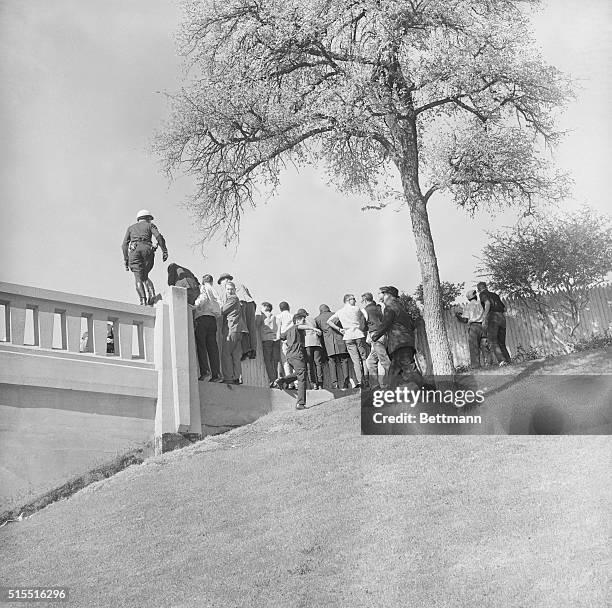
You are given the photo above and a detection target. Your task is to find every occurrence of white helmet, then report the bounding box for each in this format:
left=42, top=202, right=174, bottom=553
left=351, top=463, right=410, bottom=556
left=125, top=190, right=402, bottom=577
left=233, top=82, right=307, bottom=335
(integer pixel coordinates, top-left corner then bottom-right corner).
left=136, top=209, right=154, bottom=220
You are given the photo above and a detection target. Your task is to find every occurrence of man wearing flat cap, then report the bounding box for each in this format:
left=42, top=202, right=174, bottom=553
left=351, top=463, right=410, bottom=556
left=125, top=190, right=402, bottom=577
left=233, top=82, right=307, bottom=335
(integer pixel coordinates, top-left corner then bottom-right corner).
left=371, top=286, right=422, bottom=388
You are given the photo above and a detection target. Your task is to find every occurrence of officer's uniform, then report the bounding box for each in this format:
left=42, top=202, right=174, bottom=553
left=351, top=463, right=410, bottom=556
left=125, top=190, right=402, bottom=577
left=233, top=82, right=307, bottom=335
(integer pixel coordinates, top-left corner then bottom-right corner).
left=121, top=221, right=167, bottom=281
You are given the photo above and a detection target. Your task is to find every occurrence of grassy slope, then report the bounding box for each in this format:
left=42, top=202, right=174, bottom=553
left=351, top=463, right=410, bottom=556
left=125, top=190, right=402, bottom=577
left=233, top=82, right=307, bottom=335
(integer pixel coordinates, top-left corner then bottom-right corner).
left=1, top=383, right=610, bottom=608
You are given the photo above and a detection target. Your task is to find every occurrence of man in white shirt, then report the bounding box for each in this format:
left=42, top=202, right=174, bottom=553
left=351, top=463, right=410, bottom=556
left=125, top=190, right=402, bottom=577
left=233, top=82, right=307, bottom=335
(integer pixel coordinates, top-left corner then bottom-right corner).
left=327, top=294, right=368, bottom=388
left=193, top=274, right=222, bottom=381
left=455, top=289, right=493, bottom=369
left=259, top=302, right=281, bottom=385
left=276, top=301, right=295, bottom=377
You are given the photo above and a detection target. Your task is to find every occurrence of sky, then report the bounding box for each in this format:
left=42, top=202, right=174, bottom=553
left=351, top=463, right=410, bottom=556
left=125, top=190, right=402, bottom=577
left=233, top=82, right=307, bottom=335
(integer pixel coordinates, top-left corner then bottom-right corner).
left=1, top=0, right=610, bottom=316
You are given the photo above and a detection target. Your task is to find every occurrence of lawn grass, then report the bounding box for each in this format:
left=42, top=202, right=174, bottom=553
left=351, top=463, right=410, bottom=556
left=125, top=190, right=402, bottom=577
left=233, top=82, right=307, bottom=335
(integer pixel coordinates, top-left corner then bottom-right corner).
left=1, top=350, right=609, bottom=607
left=0, top=388, right=609, bottom=608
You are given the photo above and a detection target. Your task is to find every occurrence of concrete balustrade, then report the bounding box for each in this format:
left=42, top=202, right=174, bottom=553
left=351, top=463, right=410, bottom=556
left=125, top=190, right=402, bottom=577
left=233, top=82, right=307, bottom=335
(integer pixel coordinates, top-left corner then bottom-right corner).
left=0, top=282, right=159, bottom=427
left=0, top=282, right=155, bottom=360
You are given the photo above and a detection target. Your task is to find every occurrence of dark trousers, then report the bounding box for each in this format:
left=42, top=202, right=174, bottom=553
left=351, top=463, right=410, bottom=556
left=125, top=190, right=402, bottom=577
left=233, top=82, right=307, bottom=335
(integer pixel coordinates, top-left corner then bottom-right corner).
left=467, top=322, right=492, bottom=368
left=221, top=332, right=242, bottom=381
left=388, top=346, right=422, bottom=388
left=487, top=312, right=511, bottom=363
left=262, top=339, right=281, bottom=383
left=195, top=315, right=220, bottom=378
left=280, top=357, right=307, bottom=405
left=240, top=301, right=257, bottom=355
left=305, top=346, right=324, bottom=386
left=328, top=353, right=350, bottom=387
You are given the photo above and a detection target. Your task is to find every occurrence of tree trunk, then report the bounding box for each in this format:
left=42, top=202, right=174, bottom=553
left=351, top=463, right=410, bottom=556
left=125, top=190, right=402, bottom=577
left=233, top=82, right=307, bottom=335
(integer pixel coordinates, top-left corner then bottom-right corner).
left=394, top=117, right=455, bottom=377
left=405, top=193, right=455, bottom=376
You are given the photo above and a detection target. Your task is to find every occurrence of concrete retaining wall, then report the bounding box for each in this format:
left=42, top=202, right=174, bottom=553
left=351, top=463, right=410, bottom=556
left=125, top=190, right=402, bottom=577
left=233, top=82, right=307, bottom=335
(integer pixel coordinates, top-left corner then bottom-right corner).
left=199, top=382, right=336, bottom=435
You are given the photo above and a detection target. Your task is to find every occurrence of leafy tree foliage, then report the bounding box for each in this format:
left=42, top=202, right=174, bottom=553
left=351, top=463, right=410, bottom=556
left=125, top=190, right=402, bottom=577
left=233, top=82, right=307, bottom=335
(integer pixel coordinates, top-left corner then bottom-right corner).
left=415, top=281, right=464, bottom=310
left=399, top=291, right=422, bottom=321
left=156, top=0, right=572, bottom=374
left=481, top=207, right=612, bottom=348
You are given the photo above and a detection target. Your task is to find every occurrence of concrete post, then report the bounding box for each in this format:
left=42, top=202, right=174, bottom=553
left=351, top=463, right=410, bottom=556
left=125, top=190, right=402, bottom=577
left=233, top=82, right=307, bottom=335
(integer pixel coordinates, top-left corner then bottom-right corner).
left=186, top=310, right=202, bottom=436
left=154, top=286, right=202, bottom=454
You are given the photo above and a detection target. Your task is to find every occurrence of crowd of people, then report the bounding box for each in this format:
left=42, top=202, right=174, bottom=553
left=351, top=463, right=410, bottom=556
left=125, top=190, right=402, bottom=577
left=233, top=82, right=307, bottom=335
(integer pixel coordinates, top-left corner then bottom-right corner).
left=168, top=271, right=426, bottom=410
left=122, top=209, right=511, bottom=410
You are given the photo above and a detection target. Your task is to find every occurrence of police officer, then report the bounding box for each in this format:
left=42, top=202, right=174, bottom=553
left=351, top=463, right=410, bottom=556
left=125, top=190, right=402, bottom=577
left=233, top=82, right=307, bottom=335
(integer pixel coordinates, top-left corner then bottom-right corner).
left=121, top=209, right=168, bottom=305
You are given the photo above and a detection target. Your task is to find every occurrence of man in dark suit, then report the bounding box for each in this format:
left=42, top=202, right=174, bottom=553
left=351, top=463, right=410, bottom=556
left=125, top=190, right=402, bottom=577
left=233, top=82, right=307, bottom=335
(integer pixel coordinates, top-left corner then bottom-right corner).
left=315, top=304, right=350, bottom=389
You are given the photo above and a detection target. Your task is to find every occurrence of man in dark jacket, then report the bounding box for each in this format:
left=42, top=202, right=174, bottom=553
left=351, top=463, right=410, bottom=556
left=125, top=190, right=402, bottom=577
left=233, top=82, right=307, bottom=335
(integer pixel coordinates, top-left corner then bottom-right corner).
left=361, top=292, right=391, bottom=389
left=122, top=209, right=168, bottom=305
left=477, top=282, right=511, bottom=366
left=275, top=311, right=311, bottom=410
left=167, top=263, right=199, bottom=305
left=315, top=304, right=351, bottom=389
left=371, top=286, right=422, bottom=388
left=220, top=281, right=245, bottom=384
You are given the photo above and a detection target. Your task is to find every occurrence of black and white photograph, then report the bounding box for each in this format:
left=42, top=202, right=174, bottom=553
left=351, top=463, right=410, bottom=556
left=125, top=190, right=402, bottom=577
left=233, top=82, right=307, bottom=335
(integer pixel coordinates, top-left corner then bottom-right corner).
left=0, top=0, right=610, bottom=606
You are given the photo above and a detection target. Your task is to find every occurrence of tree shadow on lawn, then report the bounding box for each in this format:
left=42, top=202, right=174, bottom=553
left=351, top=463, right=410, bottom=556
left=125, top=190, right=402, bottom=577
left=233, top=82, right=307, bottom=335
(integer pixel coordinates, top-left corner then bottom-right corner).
left=457, top=359, right=549, bottom=400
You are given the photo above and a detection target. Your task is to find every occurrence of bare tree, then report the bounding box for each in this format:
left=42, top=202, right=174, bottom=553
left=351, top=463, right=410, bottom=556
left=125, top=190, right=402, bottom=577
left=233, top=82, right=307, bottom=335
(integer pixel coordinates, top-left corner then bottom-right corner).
left=156, top=0, right=572, bottom=375
left=481, top=207, right=612, bottom=352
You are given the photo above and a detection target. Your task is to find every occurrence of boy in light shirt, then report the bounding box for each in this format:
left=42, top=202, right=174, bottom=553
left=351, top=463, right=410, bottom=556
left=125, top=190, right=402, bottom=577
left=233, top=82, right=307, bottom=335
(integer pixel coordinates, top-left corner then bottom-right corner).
left=259, top=302, right=281, bottom=385
left=276, top=301, right=294, bottom=377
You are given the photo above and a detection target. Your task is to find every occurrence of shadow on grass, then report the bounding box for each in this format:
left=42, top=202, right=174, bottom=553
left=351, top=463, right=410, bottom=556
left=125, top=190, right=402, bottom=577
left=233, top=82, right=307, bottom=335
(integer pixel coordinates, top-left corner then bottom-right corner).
left=274, top=387, right=359, bottom=410
left=0, top=441, right=155, bottom=528
left=456, top=359, right=549, bottom=399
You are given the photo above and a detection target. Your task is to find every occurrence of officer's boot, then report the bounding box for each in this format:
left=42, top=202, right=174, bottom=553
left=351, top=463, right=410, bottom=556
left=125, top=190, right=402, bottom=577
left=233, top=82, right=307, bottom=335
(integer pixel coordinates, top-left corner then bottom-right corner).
left=145, top=279, right=156, bottom=306
left=135, top=281, right=147, bottom=305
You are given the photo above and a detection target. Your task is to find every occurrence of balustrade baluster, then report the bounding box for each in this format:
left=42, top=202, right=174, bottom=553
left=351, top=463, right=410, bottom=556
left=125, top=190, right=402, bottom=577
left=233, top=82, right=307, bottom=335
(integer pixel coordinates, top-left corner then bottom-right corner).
left=118, top=317, right=133, bottom=359
left=92, top=313, right=108, bottom=356
left=143, top=319, right=155, bottom=362
left=9, top=299, right=27, bottom=345
left=38, top=303, right=55, bottom=349
left=65, top=307, right=82, bottom=353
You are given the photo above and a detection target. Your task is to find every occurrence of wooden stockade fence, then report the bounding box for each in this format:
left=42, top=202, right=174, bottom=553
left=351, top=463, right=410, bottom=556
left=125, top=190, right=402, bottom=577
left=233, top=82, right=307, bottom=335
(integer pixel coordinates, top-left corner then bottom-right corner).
left=437, top=283, right=612, bottom=369
left=238, top=284, right=612, bottom=387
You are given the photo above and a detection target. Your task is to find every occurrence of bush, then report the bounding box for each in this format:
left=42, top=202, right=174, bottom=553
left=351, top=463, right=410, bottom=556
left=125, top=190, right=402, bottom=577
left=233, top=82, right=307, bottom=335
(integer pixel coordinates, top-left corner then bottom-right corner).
left=512, top=344, right=544, bottom=363
left=573, top=330, right=612, bottom=352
